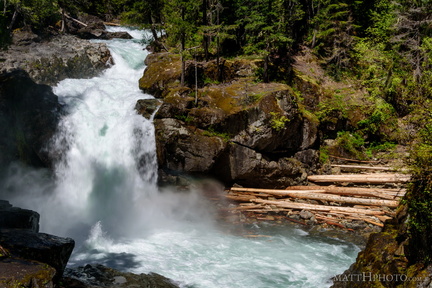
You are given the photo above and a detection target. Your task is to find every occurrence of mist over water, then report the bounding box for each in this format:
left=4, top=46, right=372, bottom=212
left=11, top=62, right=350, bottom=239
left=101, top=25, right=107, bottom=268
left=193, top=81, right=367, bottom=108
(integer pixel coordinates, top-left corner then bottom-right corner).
left=0, top=27, right=359, bottom=287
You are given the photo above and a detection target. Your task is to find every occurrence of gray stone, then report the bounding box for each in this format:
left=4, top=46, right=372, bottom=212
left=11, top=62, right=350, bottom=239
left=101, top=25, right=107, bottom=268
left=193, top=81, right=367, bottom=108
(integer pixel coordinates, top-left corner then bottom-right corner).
left=135, top=99, right=163, bottom=119
left=0, top=33, right=111, bottom=85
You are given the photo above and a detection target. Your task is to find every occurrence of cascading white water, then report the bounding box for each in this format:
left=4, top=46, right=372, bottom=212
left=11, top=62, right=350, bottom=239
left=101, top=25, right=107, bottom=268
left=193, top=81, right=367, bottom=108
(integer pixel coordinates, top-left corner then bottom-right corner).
left=1, top=27, right=359, bottom=287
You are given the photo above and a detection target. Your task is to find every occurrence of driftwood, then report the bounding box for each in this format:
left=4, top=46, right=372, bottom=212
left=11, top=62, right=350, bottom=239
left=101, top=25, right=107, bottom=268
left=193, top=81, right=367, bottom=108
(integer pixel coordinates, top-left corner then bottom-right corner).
left=251, top=199, right=386, bottom=215
left=104, top=22, right=121, bottom=26
left=329, top=155, right=380, bottom=163
left=64, top=14, right=88, bottom=27
left=308, top=173, right=411, bottom=184
left=281, top=192, right=398, bottom=207
left=286, top=186, right=405, bottom=200
left=232, top=187, right=399, bottom=207
left=345, top=216, right=384, bottom=227
left=230, top=187, right=326, bottom=196
left=331, top=164, right=395, bottom=171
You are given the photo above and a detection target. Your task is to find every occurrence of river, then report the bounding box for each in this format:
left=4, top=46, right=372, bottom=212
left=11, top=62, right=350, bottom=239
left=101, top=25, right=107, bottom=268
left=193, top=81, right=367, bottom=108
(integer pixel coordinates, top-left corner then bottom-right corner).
left=2, top=26, right=359, bottom=288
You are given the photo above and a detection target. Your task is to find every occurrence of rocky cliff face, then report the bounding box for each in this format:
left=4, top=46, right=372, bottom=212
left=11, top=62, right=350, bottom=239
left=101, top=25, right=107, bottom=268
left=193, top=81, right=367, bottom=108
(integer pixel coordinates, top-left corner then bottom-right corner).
left=331, top=173, right=432, bottom=288
left=139, top=53, right=320, bottom=188
left=0, top=200, right=75, bottom=287
left=0, top=70, right=62, bottom=168
left=0, top=28, right=111, bottom=86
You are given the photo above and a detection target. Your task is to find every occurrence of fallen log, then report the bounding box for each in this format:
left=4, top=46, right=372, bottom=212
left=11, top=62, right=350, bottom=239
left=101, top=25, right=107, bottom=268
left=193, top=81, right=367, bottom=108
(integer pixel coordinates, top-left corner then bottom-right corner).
left=307, top=173, right=411, bottom=184
left=329, top=155, right=380, bottom=163
left=230, top=187, right=326, bottom=196
left=252, top=199, right=385, bottom=215
left=226, top=194, right=256, bottom=202
left=286, top=186, right=402, bottom=200
left=331, top=164, right=395, bottom=171
left=103, top=22, right=121, bottom=26
left=278, top=192, right=399, bottom=207
left=64, top=13, right=88, bottom=27
left=345, top=216, right=384, bottom=227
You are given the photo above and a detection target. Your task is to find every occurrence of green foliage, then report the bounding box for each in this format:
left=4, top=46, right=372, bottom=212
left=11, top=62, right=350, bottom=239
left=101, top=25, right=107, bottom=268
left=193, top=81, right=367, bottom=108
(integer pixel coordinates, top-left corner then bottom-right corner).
left=335, top=131, right=365, bottom=159
left=357, top=98, right=395, bottom=135
left=202, top=127, right=231, bottom=141
left=315, top=92, right=348, bottom=122
left=269, top=112, right=289, bottom=132
left=174, top=113, right=195, bottom=124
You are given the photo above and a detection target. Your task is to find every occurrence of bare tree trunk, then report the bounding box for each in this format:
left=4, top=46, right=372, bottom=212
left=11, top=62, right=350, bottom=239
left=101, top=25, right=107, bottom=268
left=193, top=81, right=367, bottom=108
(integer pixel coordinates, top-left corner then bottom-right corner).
left=7, top=9, right=17, bottom=31
left=195, top=50, right=198, bottom=105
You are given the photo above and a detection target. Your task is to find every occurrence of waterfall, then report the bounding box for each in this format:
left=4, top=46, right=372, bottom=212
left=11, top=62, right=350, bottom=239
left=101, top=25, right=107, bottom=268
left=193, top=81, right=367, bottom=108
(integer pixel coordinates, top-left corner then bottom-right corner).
left=0, top=26, right=359, bottom=288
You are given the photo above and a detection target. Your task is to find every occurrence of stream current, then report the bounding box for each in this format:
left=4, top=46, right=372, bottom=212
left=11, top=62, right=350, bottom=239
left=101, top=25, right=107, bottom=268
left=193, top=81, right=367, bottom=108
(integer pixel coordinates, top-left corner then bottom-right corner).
left=2, top=27, right=359, bottom=288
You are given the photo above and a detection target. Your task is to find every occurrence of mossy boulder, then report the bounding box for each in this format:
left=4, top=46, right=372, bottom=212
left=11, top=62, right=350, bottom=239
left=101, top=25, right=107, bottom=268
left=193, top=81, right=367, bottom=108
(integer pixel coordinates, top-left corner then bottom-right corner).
left=0, top=229, right=75, bottom=283
left=139, top=53, right=182, bottom=98
left=142, top=52, right=320, bottom=187
left=0, top=258, right=56, bottom=288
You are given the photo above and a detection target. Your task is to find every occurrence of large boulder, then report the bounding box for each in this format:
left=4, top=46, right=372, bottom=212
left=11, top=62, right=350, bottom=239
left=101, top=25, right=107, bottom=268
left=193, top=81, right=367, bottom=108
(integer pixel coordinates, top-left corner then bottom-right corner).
left=0, top=229, right=75, bottom=282
left=142, top=53, right=320, bottom=187
left=63, top=264, right=180, bottom=288
left=0, top=70, right=61, bottom=168
left=0, top=258, right=56, bottom=288
left=0, top=32, right=111, bottom=85
left=0, top=200, right=40, bottom=232
left=0, top=201, right=75, bottom=284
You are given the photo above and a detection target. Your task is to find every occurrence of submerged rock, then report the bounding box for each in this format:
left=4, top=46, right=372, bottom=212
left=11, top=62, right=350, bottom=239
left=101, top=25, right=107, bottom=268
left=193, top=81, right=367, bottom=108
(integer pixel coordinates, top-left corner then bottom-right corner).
left=63, top=264, right=180, bottom=288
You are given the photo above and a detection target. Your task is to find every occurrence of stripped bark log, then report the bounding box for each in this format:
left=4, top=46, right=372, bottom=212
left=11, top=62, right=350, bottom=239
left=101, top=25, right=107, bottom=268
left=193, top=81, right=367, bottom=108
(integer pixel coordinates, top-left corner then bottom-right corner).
left=64, top=14, right=88, bottom=27
left=231, top=188, right=399, bottom=207
left=307, top=173, right=411, bottom=184
left=286, top=186, right=404, bottom=200
left=251, top=199, right=385, bottom=215
left=330, top=164, right=396, bottom=171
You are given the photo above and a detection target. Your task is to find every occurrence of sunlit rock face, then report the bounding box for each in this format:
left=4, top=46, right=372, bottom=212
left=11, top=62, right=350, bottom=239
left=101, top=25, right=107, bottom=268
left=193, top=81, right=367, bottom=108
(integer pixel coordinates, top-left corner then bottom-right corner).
left=140, top=53, right=319, bottom=188
left=0, top=28, right=111, bottom=86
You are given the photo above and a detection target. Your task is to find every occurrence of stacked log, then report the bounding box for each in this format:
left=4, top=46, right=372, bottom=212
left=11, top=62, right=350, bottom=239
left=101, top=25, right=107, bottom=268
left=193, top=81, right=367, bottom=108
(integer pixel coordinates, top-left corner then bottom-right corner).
left=225, top=170, right=410, bottom=230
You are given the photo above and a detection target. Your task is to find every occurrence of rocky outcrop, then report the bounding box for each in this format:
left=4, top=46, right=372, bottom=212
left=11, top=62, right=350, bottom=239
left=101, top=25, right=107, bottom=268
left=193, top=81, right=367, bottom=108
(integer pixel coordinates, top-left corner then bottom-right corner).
left=135, top=99, right=163, bottom=119
left=331, top=173, right=432, bottom=288
left=0, top=70, right=61, bottom=168
left=0, top=200, right=75, bottom=286
left=0, top=200, right=40, bottom=232
left=0, top=28, right=111, bottom=85
left=140, top=53, right=320, bottom=188
left=63, top=264, right=180, bottom=288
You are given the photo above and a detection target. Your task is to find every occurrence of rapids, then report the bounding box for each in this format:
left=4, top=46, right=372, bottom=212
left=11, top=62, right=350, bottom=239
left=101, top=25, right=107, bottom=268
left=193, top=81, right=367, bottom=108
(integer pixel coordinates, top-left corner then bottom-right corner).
left=0, top=26, right=359, bottom=287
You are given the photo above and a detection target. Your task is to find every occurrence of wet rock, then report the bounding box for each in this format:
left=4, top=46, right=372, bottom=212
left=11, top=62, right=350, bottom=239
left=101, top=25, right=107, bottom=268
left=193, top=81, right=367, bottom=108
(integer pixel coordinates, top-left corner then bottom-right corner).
left=0, top=200, right=40, bottom=232
left=63, top=264, right=180, bottom=288
left=0, top=70, right=61, bottom=168
left=135, top=99, right=163, bottom=119
left=0, top=229, right=75, bottom=282
left=76, top=24, right=132, bottom=40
